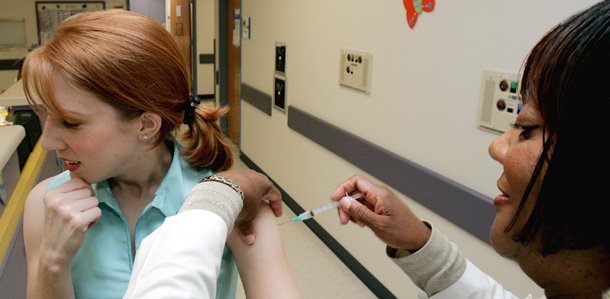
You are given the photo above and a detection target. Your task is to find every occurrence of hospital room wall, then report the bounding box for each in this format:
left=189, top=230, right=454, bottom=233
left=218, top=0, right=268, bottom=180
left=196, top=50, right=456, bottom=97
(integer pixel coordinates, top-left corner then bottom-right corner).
left=239, top=1, right=597, bottom=298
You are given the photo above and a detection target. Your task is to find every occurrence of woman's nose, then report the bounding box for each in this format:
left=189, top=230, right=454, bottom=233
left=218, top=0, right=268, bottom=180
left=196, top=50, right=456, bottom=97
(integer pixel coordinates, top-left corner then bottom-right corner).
left=40, top=119, right=65, bottom=151
left=489, top=131, right=510, bottom=164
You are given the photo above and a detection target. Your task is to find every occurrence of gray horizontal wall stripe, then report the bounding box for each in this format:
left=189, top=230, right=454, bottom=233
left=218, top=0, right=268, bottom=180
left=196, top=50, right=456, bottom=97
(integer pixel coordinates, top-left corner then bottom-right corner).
left=241, top=83, right=272, bottom=116
left=287, top=105, right=495, bottom=244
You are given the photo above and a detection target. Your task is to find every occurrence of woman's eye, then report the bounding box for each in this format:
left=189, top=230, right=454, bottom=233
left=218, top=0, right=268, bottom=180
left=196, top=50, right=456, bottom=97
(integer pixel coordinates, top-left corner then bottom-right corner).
left=62, top=120, right=80, bottom=128
left=511, top=123, right=537, bottom=140
left=519, top=128, right=534, bottom=140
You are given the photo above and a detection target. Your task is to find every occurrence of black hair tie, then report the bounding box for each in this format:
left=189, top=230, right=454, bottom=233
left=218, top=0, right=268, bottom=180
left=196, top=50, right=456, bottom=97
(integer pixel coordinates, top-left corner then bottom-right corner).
left=183, top=94, right=200, bottom=125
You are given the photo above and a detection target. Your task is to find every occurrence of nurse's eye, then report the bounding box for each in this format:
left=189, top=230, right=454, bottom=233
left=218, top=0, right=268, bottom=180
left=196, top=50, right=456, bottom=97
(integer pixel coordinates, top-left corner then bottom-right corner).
left=511, top=123, right=537, bottom=140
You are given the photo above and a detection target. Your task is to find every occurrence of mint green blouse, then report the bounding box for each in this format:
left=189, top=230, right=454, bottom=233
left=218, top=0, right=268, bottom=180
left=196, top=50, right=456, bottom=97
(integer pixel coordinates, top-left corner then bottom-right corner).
left=47, top=142, right=237, bottom=299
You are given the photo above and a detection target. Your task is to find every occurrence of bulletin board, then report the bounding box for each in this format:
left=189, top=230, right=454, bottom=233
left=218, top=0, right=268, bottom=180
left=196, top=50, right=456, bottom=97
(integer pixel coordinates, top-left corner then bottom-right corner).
left=35, top=1, right=105, bottom=44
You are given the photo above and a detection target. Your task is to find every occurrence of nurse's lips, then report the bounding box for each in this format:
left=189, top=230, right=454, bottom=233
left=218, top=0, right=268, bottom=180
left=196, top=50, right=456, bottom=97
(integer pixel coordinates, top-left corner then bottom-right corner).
left=61, top=158, right=81, bottom=172
left=494, top=185, right=511, bottom=207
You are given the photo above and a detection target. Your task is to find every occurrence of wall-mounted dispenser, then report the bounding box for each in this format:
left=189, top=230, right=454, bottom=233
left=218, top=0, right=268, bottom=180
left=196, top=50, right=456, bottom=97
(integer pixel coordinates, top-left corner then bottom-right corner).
left=476, top=70, right=522, bottom=134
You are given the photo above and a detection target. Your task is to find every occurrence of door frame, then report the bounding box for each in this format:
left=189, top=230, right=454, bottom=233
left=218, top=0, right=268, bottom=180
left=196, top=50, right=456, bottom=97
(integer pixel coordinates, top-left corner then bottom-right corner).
left=217, top=0, right=228, bottom=136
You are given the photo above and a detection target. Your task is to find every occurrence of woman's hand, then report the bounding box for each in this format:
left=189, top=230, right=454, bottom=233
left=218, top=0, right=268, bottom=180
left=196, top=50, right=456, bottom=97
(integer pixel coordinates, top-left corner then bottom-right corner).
left=215, top=170, right=282, bottom=244
left=40, top=176, right=101, bottom=264
left=330, top=174, right=431, bottom=252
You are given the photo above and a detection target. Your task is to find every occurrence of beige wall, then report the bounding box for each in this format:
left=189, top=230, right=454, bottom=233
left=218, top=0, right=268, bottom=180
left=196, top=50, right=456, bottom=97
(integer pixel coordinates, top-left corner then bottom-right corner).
left=239, top=0, right=600, bottom=298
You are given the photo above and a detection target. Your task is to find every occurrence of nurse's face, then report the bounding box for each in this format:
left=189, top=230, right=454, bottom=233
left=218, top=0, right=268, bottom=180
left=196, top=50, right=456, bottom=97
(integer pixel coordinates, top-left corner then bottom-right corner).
left=40, top=74, right=141, bottom=184
left=488, top=103, right=547, bottom=259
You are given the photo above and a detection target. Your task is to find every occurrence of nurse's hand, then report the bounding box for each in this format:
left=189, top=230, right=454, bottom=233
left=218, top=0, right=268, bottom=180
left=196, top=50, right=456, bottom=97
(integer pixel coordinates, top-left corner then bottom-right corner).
left=330, top=174, right=430, bottom=252
left=41, top=176, right=101, bottom=263
left=216, top=170, right=282, bottom=244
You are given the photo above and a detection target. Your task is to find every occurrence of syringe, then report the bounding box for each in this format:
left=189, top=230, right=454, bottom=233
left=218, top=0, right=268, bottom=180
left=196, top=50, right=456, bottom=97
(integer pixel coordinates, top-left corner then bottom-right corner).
left=291, top=192, right=364, bottom=222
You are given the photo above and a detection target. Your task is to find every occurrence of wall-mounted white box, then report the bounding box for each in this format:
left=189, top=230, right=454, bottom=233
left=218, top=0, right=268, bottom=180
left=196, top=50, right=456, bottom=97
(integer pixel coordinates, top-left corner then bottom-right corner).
left=476, top=70, right=523, bottom=134
left=339, top=48, right=373, bottom=94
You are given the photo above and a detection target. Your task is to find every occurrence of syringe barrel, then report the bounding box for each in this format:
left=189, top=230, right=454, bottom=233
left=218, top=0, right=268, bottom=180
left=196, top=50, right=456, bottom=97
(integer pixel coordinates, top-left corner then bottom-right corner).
left=310, top=200, right=341, bottom=216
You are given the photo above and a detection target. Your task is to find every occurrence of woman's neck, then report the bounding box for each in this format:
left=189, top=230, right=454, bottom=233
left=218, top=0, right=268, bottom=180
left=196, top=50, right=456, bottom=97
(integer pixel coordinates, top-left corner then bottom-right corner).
left=109, top=141, right=173, bottom=201
left=522, top=246, right=610, bottom=298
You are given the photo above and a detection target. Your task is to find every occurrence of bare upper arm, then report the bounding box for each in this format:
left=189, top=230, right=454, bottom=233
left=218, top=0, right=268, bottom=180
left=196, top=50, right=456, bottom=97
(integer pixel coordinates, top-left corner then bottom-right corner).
left=228, top=205, right=302, bottom=298
left=23, top=177, right=53, bottom=296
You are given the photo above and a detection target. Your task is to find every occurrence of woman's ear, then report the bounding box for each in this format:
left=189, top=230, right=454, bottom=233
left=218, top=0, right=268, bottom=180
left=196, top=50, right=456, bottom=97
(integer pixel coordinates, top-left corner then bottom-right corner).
left=138, top=111, right=162, bottom=140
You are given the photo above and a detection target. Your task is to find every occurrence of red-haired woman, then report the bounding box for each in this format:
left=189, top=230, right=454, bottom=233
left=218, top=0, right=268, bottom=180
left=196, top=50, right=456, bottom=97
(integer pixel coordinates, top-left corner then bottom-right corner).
left=21, top=9, right=295, bottom=299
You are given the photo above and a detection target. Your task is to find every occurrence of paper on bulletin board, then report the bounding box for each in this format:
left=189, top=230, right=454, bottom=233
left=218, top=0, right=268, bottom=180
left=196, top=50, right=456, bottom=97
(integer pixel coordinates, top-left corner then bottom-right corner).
left=233, top=9, right=241, bottom=47
left=36, top=1, right=105, bottom=44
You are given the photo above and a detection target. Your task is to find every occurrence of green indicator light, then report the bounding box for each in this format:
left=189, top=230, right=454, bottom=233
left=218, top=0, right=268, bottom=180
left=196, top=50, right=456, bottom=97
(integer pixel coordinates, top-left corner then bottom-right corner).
left=510, top=82, right=518, bottom=93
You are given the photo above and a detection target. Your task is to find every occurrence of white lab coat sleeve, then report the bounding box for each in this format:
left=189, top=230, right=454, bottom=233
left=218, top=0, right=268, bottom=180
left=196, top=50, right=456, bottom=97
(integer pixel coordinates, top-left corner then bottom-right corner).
left=123, top=210, right=228, bottom=299
left=391, top=222, right=526, bottom=299
left=424, top=260, right=525, bottom=299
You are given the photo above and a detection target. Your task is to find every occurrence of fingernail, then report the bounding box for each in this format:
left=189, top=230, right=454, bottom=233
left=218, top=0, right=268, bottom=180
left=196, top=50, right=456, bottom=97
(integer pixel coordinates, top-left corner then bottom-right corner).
left=341, top=197, right=352, bottom=209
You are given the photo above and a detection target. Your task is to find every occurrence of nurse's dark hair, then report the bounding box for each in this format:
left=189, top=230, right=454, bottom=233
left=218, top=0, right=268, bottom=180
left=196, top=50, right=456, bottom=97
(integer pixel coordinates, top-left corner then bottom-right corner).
left=21, top=9, right=233, bottom=171
left=508, top=1, right=610, bottom=255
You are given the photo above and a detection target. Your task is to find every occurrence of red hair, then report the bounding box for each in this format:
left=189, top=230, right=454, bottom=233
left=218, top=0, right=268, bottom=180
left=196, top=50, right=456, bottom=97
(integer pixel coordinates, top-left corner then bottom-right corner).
left=22, top=9, right=233, bottom=171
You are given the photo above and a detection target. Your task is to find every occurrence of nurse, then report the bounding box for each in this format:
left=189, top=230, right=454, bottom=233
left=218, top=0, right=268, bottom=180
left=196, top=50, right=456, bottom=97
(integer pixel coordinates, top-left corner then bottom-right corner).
left=332, top=1, right=610, bottom=298
left=20, top=9, right=283, bottom=299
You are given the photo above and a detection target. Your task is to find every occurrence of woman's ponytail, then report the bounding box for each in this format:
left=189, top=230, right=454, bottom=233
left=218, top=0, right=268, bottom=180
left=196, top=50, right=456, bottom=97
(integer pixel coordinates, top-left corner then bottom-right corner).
left=179, top=102, right=234, bottom=171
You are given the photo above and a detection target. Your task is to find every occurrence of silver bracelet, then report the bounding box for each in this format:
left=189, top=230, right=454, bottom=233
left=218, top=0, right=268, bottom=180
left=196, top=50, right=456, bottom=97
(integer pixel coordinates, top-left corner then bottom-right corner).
left=200, top=175, right=244, bottom=201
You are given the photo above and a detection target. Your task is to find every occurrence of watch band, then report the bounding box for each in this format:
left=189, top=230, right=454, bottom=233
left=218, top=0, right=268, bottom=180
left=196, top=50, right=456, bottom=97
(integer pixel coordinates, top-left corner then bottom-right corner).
left=200, top=175, right=245, bottom=201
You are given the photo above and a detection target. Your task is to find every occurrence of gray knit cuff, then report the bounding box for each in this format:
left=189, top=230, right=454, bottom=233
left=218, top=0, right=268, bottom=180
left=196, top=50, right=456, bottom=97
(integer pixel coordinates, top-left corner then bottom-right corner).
left=390, top=221, right=467, bottom=297
left=179, top=181, right=244, bottom=233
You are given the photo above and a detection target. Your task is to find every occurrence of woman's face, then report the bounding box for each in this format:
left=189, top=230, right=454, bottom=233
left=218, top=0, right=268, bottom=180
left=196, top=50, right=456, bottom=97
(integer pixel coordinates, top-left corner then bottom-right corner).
left=488, top=102, right=547, bottom=259
left=40, top=74, right=141, bottom=184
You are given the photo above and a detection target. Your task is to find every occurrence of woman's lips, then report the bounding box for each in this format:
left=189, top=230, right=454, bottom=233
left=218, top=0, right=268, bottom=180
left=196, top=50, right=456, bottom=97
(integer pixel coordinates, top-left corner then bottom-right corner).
left=494, top=193, right=511, bottom=206
left=494, top=183, right=511, bottom=206
left=61, top=158, right=81, bottom=172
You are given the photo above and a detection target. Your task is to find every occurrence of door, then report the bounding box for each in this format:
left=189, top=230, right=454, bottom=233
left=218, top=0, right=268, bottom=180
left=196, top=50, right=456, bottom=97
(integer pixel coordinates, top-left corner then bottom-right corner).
left=226, top=0, right=240, bottom=147
left=170, top=0, right=192, bottom=79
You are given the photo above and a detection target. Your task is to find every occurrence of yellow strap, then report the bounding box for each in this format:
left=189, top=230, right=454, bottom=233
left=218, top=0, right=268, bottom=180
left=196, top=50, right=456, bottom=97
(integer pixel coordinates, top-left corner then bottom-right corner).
left=0, top=139, right=47, bottom=264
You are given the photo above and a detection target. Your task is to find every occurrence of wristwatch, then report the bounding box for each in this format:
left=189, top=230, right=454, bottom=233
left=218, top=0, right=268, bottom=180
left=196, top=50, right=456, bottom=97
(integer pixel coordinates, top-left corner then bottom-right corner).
left=200, top=175, right=244, bottom=201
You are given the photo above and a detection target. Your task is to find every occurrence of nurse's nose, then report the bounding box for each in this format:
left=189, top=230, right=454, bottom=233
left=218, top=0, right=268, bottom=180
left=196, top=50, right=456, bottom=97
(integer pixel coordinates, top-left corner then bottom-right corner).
left=40, top=118, right=66, bottom=151
left=489, top=130, right=510, bottom=164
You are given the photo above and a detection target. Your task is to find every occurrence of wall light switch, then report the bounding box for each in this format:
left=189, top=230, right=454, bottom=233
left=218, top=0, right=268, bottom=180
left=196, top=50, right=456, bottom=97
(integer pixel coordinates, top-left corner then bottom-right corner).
left=274, top=74, right=286, bottom=111
left=339, top=48, right=373, bottom=93
left=275, top=42, right=286, bottom=74
left=242, top=17, right=250, bottom=40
